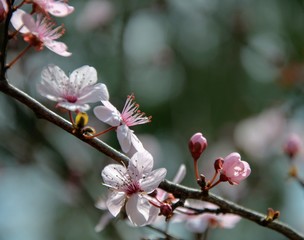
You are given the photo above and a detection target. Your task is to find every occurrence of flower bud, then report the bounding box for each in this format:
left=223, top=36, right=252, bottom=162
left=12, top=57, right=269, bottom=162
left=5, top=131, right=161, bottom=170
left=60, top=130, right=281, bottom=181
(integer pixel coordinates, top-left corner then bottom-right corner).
left=283, top=133, right=302, bottom=159
left=160, top=203, right=173, bottom=220
left=188, top=132, right=207, bottom=160
left=214, top=158, right=224, bottom=172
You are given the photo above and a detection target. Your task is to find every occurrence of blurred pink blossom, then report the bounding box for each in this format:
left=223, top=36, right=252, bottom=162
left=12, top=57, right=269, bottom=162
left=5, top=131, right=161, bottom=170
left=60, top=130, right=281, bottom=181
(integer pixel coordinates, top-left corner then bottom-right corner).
left=76, top=0, right=114, bottom=31
left=32, top=0, right=74, bottom=17
left=220, top=152, right=251, bottom=185
left=283, top=133, right=302, bottom=159
left=11, top=9, right=71, bottom=56
left=174, top=201, right=241, bottom=233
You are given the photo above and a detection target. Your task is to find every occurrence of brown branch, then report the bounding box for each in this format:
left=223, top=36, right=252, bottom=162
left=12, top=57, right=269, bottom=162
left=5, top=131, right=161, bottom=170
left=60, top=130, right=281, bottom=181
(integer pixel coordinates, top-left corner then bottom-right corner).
left=0, top=80, right=303, bottom=240
left=0, top=80, right=129, bottom=166
left=159, top=180, right=304, bottom=240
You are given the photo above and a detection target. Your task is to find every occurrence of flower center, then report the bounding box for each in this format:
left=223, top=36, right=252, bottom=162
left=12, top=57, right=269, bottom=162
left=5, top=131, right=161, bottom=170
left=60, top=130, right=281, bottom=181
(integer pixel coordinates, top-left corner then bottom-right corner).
left=66, top=95, right=78, bottom=103
left=125, top=181, right=141, bottom=195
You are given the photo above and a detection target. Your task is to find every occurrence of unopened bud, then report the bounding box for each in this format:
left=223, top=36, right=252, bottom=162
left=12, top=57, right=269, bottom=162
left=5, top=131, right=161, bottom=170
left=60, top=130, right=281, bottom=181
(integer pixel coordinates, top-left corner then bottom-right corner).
left=160, top=203, right=173, bottom=220
left=283, top=133, right=302, bottom=159
left=214, top=158, right=224, bottom=172
left=188, top=132, right=207, bottom=160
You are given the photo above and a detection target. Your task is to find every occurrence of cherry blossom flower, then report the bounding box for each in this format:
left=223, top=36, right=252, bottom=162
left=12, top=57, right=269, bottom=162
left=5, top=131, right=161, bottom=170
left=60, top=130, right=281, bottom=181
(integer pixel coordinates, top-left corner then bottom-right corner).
left=102, top=151, right=167, bottom=226
left=31, top=0, right=74, bottom=17
left=220, top=152, right=251, bottom=185
left=37, top=65, right=109, bottom=112
left=174, top=201, right=241, bottom=233
left=10, top=9, right=71, bottom=56
left=94, top=94, right=151, bottom=153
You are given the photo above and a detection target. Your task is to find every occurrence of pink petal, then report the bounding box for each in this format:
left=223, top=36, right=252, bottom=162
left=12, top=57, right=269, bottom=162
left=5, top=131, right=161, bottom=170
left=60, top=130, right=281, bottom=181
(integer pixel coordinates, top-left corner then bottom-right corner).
left=38, top=64, right=69, bottom=99
left=172, top=164, right=186, bottom=184
left=94, top=104, right=121, bottom=126
left=125, top=195, right=150, bottom=226
left=46, top=2, right=74, bottom=17
left=95, top=212, right=113, bottom=232
left=106, top=191, right=126, bottom=217
left=57, top=102, right=90, bottom=112
left=128, top=151, right=154, bottom=180
left=101, top=164, right=127, bottom=189
left=140, top=168, right=167, bottom=193
left=10, top=9, right=30, bottom=33
left=69, top=65, right=98, bottom=88
left=117, top=125, right=132, bottom=153
left=130, top=132, right=145, bottom=152
left=77, top=83, right=109, bottom=104
left=44, top=40, right=72, bottom=57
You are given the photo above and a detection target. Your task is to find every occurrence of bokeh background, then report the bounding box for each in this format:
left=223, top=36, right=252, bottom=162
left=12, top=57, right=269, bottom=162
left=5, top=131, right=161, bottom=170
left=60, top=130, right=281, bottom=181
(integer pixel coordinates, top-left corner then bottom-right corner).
left=1, top=0, right=304, bottom=239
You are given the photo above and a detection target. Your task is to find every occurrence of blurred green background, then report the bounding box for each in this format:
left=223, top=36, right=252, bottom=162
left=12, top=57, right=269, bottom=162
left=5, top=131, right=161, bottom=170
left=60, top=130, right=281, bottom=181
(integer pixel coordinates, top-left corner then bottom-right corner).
left=1, top=0, right=304, bottom=239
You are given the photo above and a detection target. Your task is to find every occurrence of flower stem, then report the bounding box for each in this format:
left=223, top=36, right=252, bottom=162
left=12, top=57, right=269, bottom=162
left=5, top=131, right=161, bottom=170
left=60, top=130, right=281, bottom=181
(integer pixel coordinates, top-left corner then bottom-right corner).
left=6, top=44, right=31, bottom=70
left=83, top=126, right=116, bottom=139
left=205, top=179, right=221, bottom=190
left=194, top=159, right=200, bottom=180
left=69, top=111, right=75, bottom=125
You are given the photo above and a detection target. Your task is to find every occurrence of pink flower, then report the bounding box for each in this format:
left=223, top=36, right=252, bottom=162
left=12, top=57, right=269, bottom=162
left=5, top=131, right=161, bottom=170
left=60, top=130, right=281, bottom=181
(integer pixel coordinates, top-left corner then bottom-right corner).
left=31, top=0, right=74, bottom=17
left=10, top=9, right=71, bottom=56
left=37, top=65, right=109, bottom=112
left=0, top=0, right=8, bottom=23
left=102, top=151, right=167, bottom=226
left=94, top=94, right=151, bottom=153
left=188, top=132, right=208, bottom=160
left=220, top=152, right=251, bottom=185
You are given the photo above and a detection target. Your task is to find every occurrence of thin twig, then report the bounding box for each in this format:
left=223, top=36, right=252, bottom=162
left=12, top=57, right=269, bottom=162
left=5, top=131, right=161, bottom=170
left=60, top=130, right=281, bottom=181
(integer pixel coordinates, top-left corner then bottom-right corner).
left=0, top=0, right=14, bottom=80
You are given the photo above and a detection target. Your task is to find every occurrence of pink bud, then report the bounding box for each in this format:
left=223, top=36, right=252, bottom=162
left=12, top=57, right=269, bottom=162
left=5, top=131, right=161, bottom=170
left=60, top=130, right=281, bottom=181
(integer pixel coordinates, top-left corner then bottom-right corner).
left=188, top=132, right=207, bottom=160
left=220, top=152, right=251, bottom=185
left=214, top=158, right=224, bottom=172
left=283, top=133, right=302, bottom=159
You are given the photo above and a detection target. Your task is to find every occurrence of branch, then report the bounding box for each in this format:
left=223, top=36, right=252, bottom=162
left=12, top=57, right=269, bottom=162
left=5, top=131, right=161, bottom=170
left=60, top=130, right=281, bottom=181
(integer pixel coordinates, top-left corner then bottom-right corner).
left=160, top=180, right=304, bottom=240
left=0, top=80, right=303, bottom=240
left=0, top=80, right=129, bottom=166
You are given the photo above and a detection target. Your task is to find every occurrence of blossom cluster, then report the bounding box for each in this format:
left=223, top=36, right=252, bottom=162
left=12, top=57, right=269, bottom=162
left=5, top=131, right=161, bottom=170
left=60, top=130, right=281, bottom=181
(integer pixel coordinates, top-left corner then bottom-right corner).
left=3, top=0, right=74, bottom=57
left=1, top=1, right=253, bottom=236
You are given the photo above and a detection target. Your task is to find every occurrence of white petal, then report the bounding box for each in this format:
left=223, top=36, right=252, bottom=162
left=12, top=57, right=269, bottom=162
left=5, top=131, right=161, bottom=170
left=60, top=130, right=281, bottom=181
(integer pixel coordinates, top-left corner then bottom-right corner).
left=46, top=2, right=74, bottom=17
left=44, top=40, right=72, bottom=57
left=95, top=212, right=113, bottom=232
left=106, top=190, right=126, bottom=217
left=39, top=64, right=68, bottom=98
left=140, top=168, right=167, bottom=193
left=77, top=83, right=109, bottom=104
left=22, top=11, right=38, bottom=32
left=69, top=65, right=97, bottom=90
left=130, top=132, right=145, bottom=152
left=128, top=151, right=153, bottom=181
left=172, top=164, right=186, bottom=184
left=10, top=9, right=30, bottom=33
left=117, top=125, right=132, bottom=153
left=94, top=104, right=121, bottom=126
left=101, top=164, right=127, bottom=189
left=125, top=195, right=150, bottom=226
left=57, top=102, right=89, bottom=112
